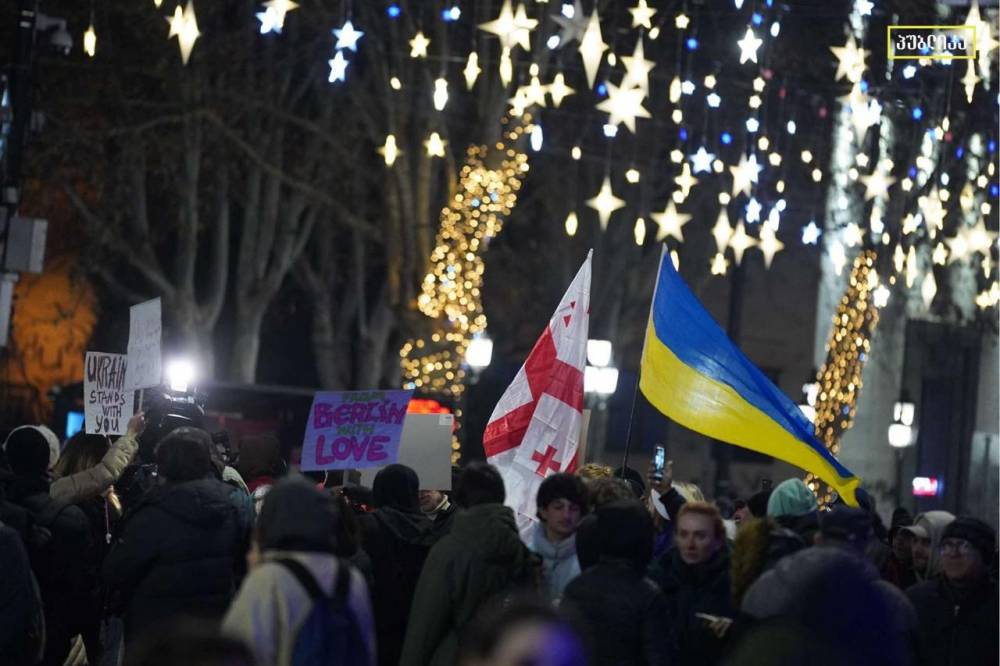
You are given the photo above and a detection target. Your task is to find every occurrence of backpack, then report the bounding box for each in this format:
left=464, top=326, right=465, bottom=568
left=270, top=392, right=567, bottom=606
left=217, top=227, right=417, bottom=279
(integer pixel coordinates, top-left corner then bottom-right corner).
left=275, top=558, right=370, bottom=666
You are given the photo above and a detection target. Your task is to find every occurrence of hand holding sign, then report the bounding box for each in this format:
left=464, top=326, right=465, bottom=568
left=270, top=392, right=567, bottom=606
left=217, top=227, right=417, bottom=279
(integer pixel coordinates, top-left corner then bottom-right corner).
left=84, top=352, right=135, bottom=436
left=301, top=390, right=414, bottom=471
left=124, top=298, right=162, bottom=391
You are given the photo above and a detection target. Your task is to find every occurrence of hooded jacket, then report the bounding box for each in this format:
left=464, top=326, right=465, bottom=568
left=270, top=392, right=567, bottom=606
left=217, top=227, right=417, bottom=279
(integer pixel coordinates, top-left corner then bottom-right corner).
left=102, top=477, right=245, bottom=638
left=400, top=503, right=538, bottom=666
left=528, top=523, right=582, bottom=601
left=904, top=511, right=955, bottom=581
left=649, top=546, right=733, bottom=666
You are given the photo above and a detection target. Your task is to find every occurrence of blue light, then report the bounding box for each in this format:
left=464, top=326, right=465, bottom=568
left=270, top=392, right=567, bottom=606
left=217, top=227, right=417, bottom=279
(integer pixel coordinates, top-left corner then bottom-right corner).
left=766, top=0, right=773, bottom=6
left=956, top=146, right=964, bottom=158
left=859, top=80, right=868, bottom=93
left=908, top=166, right=917, bottom=178
left=597, top=83, right=608, bottom=96
left=442, top=6, right=461, bottom=21
left=679, top=128, right=689, bottom=141
left=912, top=107, right=923, bottom=120
left=721, top=131, right=733, bottom=145
left=859, top=352, right=867, bottom=362
left=751, top=12, right=763, bottom=25
left=991, top=184, right=999, bottom=197
left=65, top=411, right=84, bottom=439
left=989, top=140, right=997, bottom=153
left=387, top=4, right=401, bottom=18
left=686, top=37, right=698, bottom=51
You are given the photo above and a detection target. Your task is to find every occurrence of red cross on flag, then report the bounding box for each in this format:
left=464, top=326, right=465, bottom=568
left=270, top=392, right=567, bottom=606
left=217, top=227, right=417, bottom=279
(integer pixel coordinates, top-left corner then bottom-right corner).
left=483, top=251, right=592, bottom=531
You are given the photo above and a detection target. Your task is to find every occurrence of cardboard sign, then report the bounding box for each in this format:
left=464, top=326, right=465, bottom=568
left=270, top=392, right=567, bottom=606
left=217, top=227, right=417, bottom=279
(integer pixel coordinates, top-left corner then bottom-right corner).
left=360, top=413, right=455, bottom=490
left=124, top=298, right=162, bottom=390
left=300, top=390, right=414, bottom=471
left=84, top=352, right=134, bottom=436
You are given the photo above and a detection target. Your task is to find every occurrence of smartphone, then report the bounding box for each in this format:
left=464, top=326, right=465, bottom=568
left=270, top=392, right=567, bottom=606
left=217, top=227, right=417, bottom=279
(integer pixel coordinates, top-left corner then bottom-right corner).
left=653, top=446, right=666, bottom=481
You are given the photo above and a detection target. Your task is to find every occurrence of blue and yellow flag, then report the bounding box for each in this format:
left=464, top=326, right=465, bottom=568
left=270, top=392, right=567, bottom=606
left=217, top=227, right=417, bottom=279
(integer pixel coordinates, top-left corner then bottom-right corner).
left=639, top=248, right=860, bottom=506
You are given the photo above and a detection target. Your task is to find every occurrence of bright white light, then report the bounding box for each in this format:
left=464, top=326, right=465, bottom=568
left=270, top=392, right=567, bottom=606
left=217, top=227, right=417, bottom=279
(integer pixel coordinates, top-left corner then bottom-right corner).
left=585, top=365, right=619, bottom=396
left=903, top=65, right=917, bottom=79
left=894, top=400, right=915, bottom=427
left=786, top=120, right=796, bottom=134
left=776, top=198, right=787, bottom=212
left=799, top=404, right=816, bottom=423
left=770, top=21, right=780, bottom=37
left=547, top=35, right=561, bottom=49
left=561, top=2, right=575, bottom=18
left=530, top=125, right=543, bottom=151
left=433, top=78, right=448, bottom=111
left=587, top=339, right=613, bottom=367
left=888, top=423, right=913, bottom=448
left=681, top=80, right=696, bottom=95
left=603, top=123, right=618, bottom=138
left=166, top=358, right=196, bottom=392
left=746, top=118, right=759, bottom=132
left=873, top=285, right=890, bottom=308
left=707, top=92, right=721, bottom=108
left=466, top=336, right=493, bottom=369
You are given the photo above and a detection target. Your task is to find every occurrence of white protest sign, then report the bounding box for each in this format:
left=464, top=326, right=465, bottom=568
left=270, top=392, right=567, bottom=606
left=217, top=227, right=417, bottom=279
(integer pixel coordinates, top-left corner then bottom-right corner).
left=360, top=413, right=454, bottom=490
left=84, top=352, right=134, bottom=436
left=124, top=298, right=162, bottom=391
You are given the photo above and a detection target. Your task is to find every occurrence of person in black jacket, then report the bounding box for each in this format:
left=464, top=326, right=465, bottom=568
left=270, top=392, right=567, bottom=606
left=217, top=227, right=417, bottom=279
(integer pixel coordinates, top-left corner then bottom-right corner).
left=649, top=501, right=734, bottom=666
left=4, top=426, right=98, bottom=666
left=0, top=520, right=44, bottom=665
left=906, top=517, right=998, bottom=666
left=103, top=427, right=246, bottom=647
left=562, top=500, right=672, bottom=666
left=358, top=463, right=438, bottom=666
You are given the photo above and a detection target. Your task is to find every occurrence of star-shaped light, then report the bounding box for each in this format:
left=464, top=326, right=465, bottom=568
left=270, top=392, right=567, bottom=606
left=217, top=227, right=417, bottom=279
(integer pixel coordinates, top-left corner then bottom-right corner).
left=859, top=168, right=896, bottom=201
left=378, top=134, right=400, bottom=166
left=802, top=221, right=821, bottom=245
left=507, top=88, right=530, bottom=116
left=674, top=163, right=698, bottom=200
left=333, top=20, right=364, bottom=51
left=257, top=0, right=298, bottom=34
left=464, top=52, right=481, bottom=89
left=552, top=0, right=588, bottom=46
left=517, top=75, right=548, bottom=107
left=586, top=177, right=626, bottom=230
left=712, top=210, right=733, bottom=252
left=922, top=272, right=937, bottom=309
left=901, top=214, right=921, bottom=236
left=966, top=219, right=999, bottom=255
left=758, top=224, right=785, bottom=268
left=921, top=193, right=946, bottom=236
left=963, top=59, right=979, bottom=103
left=831, top=34, right=867, bottom=83
left=424, top=132, right=447, bottom=157
left=621, top=38, right=655, bottom=93
left=744, top=198, right=763, bottom=224
left=857, top=0, right=874, bottom=16
left=933, top=242, right=948, bottom=265
left=689, top=147, right=716, bottom=174
left=729, top=153, right=763, bottom=196
left=675, top=14, right=690, bottom=29
left=873, top=285, right=890, bottom=308
left=479, top=0, right=536, bottom=51
left=409, top=32, right=430, bottom=58
left=596, top=81, right=651, bottom=133
left=629, top=0, right=657, bottom=29
left=905, top=247, right=919, bottom=288
left=167, top=1, right=200, bottom=65
left=711, top=252, right=729, bottom=276
left=651, top=201, right=691, bottom=242
left=83, top=23, right=97, bottom=57
left=842, top=222, right=864, bottom=247
left=946, top=231, right=971, bottom=264
left=578, top=10, right=608, bottom=87
left=327, top=50, right=349, bottom=83
left=547, top=72, right=575, bottom=107
left=829, top=241, right=847, bottom=275
left=728, top=222, right=758, bottom=265
left=737, top=27, right=763, bottom=64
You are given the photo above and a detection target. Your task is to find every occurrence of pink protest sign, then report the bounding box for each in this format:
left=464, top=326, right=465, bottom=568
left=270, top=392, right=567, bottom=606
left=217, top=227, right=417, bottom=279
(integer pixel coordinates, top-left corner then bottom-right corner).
left=300, top=390, right=414, bottom=471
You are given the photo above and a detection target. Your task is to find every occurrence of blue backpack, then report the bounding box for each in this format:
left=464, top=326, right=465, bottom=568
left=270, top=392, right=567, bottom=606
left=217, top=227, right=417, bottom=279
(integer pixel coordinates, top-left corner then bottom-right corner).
left=275, top=558, right=370, bottom=666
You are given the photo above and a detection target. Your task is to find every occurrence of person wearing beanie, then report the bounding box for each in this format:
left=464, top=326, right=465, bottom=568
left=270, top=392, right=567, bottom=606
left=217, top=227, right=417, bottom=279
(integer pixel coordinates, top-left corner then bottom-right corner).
left=901, top=510, right=955, bottom=581
left=562, top=500, right=672, bottom=666
left=103, top=427, right=248, bottom=645
left=766, top=478, right=820, bottom=544
left=528, top=472, right=588, bottom=601
left=906, top=517, right=998, bottom=666
left=3, top=423, right=98, bottom=666
left=222, top=477, right=375, bottom=666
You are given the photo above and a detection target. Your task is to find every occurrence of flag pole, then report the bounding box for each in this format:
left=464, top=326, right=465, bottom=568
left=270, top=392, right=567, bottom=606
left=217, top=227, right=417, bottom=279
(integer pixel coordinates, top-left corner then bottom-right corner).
left=619, top=245, right=668, bottom=477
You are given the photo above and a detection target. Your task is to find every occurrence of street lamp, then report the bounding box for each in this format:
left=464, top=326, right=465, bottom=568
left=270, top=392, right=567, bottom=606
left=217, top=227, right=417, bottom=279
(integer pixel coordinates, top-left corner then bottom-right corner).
left=585, top=365, right=619, bottom=396
left=587, top=339, right=613, bottom=368
left=888, top=392, right=915, bottom=448
left=465, top=335, right=493, bottom=370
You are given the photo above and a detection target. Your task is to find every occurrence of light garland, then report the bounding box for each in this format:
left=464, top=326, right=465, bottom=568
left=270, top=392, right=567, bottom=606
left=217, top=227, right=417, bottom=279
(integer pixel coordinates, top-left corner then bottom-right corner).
left=806, top=250, right=880, bottom=505
left=401, top=117, right=531, bottom=462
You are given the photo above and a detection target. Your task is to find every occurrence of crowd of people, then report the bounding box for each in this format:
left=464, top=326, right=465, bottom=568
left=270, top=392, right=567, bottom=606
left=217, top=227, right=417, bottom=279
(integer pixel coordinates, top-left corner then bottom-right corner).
left=0, top=413, right=996, bottom=666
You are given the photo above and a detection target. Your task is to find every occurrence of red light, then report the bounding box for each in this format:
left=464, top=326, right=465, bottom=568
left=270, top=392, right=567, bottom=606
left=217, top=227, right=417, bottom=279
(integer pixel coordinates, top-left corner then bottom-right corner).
left=407, top=398, right=451, bottom=415
left=912, top=477, right=939, bottom=497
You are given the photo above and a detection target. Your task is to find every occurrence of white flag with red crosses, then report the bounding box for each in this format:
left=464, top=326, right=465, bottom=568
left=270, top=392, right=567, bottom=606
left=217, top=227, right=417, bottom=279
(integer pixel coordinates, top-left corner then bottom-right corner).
left=483, top=251, right=591, bottom=531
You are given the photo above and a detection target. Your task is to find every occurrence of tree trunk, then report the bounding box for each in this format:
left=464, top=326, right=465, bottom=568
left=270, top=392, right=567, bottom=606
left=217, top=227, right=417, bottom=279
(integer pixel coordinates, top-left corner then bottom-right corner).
left=312, top=296, right=345, bottom=390
left=167, top=295, right=216, bottom=377
left=229, top=302, right=266, bottom=383
left=358, top=298, right=396, bottom=389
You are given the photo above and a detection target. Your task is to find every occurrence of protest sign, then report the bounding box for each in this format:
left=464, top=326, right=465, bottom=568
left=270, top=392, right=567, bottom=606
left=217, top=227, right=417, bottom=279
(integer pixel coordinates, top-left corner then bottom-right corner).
left=84, top=352, right=134, bottom=436
left=300, top=389, right=414, bottom=471
left=124, top=298, right=162, bottom=391
left=360, top=413, right=455, bottom=490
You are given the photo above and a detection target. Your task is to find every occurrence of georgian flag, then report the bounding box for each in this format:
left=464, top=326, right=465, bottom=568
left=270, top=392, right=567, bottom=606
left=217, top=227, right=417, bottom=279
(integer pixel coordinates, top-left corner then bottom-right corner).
left=483, top=251, right=591, bottom=530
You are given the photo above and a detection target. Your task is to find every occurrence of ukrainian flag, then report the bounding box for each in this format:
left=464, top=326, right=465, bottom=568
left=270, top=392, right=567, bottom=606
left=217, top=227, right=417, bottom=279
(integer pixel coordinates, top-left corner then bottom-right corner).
left=639, top=249, right=860, bottom=506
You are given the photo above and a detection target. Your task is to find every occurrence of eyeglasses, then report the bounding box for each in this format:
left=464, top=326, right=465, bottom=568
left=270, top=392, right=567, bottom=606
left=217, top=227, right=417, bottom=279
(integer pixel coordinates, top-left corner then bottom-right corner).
left=939, top=539, right=974, bottom=555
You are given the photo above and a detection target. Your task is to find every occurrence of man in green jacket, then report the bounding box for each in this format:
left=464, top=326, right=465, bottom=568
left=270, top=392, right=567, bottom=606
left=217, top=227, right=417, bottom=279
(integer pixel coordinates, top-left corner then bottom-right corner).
left=400, top=462, right=538, bottom=666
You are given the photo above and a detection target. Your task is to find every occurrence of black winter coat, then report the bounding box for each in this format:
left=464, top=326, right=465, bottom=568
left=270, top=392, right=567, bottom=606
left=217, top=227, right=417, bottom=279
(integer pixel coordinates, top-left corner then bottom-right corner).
left=102, top=478, right=245, bottom=639
left=649, top=547, right=733, bottom=666
left=358, top=506, right=438, bottom=666
left=907, top=575, right=998, bottom=666
left=563, top=559, right=672, bottom=666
